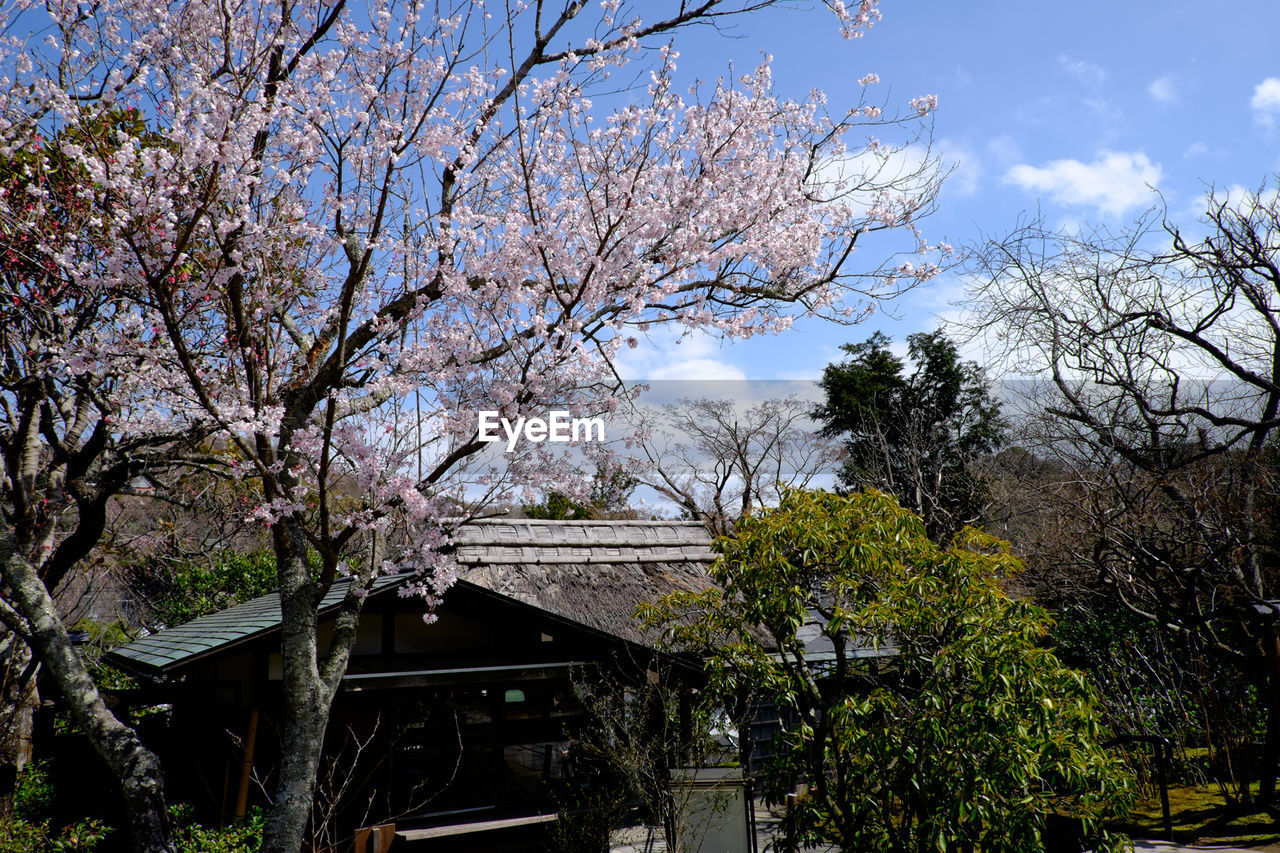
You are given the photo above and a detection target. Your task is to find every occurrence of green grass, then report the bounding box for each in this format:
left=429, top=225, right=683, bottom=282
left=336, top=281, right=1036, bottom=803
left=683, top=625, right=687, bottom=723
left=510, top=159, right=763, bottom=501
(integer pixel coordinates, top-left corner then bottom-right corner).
left=1111, top=785, right=1280, bottom=847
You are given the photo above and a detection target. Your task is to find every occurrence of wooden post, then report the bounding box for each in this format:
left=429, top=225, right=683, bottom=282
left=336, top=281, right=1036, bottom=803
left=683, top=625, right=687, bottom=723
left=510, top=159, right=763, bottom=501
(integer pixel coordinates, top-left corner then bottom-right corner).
left=1261, top=629, right=1280, bottom=806
left=784, top=792, right=798, bottom=853
left=234, top=708, right=259, bottom=820
left=1156, top=739, right=1173, bottom=841
left=355, top=823, right=396, bottom=853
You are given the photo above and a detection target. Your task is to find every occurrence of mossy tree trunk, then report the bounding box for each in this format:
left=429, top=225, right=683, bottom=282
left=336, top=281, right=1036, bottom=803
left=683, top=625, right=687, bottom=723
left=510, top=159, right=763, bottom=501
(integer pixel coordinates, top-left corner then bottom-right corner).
left=0, top=535, right=173, bottom=852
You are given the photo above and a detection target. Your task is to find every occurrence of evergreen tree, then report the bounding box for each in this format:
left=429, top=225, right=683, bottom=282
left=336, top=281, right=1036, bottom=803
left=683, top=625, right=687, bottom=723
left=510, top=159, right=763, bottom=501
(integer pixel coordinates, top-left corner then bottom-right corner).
left=814, top=330, right=1005, bottom=540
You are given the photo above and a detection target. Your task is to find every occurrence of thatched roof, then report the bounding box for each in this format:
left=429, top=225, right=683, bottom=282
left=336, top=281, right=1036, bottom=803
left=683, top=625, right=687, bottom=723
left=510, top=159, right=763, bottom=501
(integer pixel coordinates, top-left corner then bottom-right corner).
left=453, top=519, right=716, bottom=646
left=108, top=519, right=718, bottom=677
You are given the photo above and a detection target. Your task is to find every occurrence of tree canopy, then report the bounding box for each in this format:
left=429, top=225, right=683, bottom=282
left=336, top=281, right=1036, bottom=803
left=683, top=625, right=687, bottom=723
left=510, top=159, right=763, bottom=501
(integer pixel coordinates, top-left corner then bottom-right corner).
left=0, top=0, right=948, bottom=848
left=641, top=489, right=1133, bottom=852
left=813, top=330, right=1005, bottom=539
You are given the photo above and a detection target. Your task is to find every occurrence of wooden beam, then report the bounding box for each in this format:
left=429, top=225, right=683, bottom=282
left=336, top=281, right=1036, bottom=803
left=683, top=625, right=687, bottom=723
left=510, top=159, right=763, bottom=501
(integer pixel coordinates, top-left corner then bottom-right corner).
left=342, top=661, right=588, bottom=692
left=396, top=813, right=557, bottom=840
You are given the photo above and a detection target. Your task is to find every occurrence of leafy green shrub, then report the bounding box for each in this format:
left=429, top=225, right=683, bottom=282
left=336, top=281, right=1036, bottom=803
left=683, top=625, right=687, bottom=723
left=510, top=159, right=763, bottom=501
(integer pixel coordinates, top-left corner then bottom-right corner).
left=171, top=804, right=266, bottom=853
left=2, top=762, right=113, bottom=852
left=0, top=816, right=111, bottom=852
left=13, top=759, right=54, bottom=821
left=0, top=817, right=45, bottom=853
left=153, top=551, right=278, bottom=627
left=47, top=819, right=110, bottom=851
left=644, top=489, right=1136, bottom=853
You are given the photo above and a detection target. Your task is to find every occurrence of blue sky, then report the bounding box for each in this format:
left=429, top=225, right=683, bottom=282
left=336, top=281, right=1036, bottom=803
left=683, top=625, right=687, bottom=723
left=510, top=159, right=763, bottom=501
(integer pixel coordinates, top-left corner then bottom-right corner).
left=615, top=0, right=1280, bottom=382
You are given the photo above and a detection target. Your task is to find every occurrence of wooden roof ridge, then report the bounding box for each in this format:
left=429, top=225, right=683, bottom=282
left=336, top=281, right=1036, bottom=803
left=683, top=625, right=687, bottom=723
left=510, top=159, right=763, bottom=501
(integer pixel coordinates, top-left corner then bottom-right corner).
left=450, top=519, right=712, bottom=544
left=450, top=518, right=716, bottom=564
left=448, top=517, right=708, bottom=527
left=454, top=552, right=716, bottom=565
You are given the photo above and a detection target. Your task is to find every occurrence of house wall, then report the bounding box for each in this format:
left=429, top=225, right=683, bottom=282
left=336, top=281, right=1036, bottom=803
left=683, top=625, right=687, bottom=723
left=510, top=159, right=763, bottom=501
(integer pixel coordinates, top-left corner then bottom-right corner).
left=155, top=584, right=658, bottom=834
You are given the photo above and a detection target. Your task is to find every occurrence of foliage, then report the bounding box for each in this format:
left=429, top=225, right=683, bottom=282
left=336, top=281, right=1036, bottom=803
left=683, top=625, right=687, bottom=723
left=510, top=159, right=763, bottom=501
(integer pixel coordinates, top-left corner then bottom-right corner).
left=642, top=489, right=1133, bottom=852
left=524, top=491, right=593, bottom=521
left=0, top=817, right=111, bottom=853
left=0, top=818, right=44, bottom=853
left=136, top=550, right=279, bottom=628
left=170, top=805, right=266, bottom=853
left=524, top=464, right=639, bottom=521
left=2, top=771, right=260, bottom=853
left=814, top=330, right=1005, bottom=540
left=1, top=764, right=111, bottom=853
left=12, top=760, right=53, bottom=822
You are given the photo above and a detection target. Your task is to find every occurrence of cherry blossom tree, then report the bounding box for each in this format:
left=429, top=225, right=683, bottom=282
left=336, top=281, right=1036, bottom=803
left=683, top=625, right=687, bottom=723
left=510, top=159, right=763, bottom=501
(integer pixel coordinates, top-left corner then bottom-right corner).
left=0, top=109, right=208, bottom=851
left=1, top=0, right=946, bottom=849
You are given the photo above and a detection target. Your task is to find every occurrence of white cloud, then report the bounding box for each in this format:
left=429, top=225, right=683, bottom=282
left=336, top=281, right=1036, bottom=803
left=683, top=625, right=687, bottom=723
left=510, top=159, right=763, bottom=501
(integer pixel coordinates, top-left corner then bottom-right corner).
left=647, top=358, right=747, bottom=381
left=986, top=135, right=1022, bottom=168
left=613, top=328, right=747, bottom=382
left=1057, top=54, right=1106, bottom=86
left=1252, top=78, right=1280, bottom=125
left=935, top=139, right=982, bottom=198
left=1148, top=74, right=1178, bottom=104
left=808, top=143, right=940, bottom=207
left=813, top=136, right=979, bottom=211
left=1004, top=151, right=1162, bottom=217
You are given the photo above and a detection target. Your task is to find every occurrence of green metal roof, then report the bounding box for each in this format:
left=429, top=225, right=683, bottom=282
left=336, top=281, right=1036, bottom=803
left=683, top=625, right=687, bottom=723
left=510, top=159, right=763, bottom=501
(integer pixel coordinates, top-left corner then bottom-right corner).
left=108, top=572, right=409, bottom=678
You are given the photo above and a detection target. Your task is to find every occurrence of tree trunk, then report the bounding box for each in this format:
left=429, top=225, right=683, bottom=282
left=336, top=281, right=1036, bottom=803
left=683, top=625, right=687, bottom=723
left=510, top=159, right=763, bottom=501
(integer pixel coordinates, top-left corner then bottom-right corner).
left=0, top=627, right=37, bottom=818
left=261, top=681, right=329, bottom=853
left=260, top=524, right=347, bottom=853
left=0, top=536, right=173, bottom=852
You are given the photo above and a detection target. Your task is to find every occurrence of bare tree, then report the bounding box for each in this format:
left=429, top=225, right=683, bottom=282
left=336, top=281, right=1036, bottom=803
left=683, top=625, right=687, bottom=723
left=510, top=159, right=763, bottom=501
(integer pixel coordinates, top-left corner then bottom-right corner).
left=978, top=403, right=1267, bottom=802
left=967, top=179, right=1280, bottom=802
left=629, top=395, right=841, bottom=535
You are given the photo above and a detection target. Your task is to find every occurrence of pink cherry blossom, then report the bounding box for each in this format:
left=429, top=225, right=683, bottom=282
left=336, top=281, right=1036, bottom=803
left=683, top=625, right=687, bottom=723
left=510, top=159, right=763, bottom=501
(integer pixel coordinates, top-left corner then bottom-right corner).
left=0, top=1, right=947, bottom=848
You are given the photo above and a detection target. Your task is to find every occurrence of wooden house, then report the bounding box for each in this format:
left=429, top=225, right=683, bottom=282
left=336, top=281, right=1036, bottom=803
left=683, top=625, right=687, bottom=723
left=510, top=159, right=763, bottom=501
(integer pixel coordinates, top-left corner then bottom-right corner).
left=106, top=519, right=716, bottom=849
